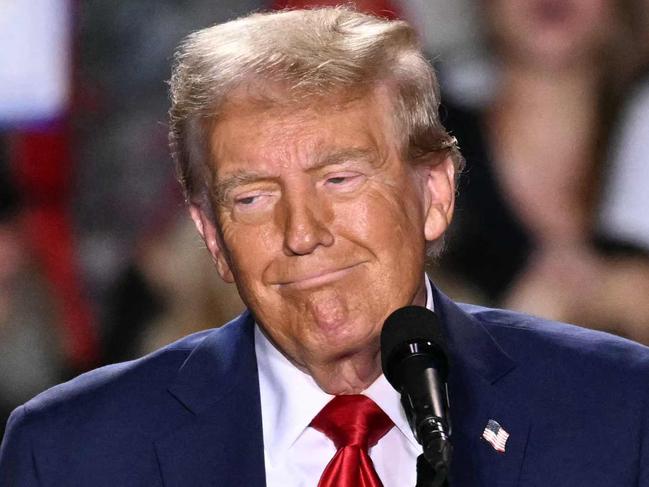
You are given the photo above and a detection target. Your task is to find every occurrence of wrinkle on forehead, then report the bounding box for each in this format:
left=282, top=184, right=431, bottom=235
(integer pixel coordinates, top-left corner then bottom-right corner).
left=213, top=80, right=397, bottom=140
left=218, top=78, right=369, bottom=117
left=207, top=84, right=401, bottom=202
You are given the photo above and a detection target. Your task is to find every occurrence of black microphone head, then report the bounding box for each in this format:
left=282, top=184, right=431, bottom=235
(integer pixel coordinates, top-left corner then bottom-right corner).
left=380, top=306, right=447, bottom=390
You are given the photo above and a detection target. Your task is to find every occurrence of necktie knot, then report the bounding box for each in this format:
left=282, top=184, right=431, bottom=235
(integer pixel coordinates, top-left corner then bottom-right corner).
left=311, top=395, right=394, bottom=487
left=311, top=395, right=393, bottom=450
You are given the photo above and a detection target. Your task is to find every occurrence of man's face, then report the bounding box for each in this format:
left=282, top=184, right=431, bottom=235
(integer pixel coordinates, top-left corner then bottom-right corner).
left=192, top=87, right=454, bottom=384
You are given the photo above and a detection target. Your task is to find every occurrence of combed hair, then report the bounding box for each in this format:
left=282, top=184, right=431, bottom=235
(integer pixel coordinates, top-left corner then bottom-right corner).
left=168, top=7, right=463, bottom=202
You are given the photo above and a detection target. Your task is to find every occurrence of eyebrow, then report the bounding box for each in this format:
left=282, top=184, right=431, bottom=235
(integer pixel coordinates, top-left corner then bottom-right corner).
left=212, top=147, right=379, bottom=204
left=313, top=147, right=377, bottom=169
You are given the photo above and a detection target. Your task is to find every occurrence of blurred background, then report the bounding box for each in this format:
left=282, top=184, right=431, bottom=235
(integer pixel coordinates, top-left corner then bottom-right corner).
left=1, top=0, right=649, bottom=436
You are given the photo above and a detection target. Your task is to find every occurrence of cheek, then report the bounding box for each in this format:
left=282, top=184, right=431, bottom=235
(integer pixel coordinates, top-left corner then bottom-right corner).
left=336, top=184, right=425, bottom=254
left=219, top=220, right=278, bottom=282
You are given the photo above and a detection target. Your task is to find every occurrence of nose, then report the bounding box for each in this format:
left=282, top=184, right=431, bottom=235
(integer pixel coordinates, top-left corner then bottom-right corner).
left=282, top=191, right=334, bottom=256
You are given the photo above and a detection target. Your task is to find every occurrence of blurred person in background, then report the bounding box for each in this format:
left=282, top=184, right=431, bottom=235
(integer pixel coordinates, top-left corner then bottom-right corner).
left=438, top=0, right=649, bottom=344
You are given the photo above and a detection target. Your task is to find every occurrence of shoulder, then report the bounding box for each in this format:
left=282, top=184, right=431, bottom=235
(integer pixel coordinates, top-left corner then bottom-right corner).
left=0, top=312, right=255, bottom=482
left=460, top=303, right=649, bottom=380
left=22, top=329, right=207, bottom=417
left=448, top=303, right=649, bottom=482
left=10, top=312, right=251, bottom=436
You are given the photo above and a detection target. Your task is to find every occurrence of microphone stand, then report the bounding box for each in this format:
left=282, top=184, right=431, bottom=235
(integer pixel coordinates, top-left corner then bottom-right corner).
left=404, top=387, right=451, bottom=487
left=416, top=454, right=448, bottom=487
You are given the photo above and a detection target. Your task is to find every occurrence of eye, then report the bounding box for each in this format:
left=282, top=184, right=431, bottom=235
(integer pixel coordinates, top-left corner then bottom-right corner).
left=324, top=172, right=360, bottom=186
left=231, top=190, right=277, bottom=213
left=235, top=195, right=259, bottom=205
left=326, top=176, right=349, bottom=185
left=323, top=172, right=365, bottom=192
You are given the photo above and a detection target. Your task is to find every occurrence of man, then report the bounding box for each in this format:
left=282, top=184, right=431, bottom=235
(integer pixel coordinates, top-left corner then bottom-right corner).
left=1, top=8, right=648, bottom=486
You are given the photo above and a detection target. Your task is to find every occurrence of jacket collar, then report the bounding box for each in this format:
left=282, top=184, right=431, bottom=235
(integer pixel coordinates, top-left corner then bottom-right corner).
left=167, top=310, right=257, bottom=414
left=432, top=287, right=530, bottom=486
left=155, top=311, right=266, bottom=487
left=432, top=286, right=516, bottom=385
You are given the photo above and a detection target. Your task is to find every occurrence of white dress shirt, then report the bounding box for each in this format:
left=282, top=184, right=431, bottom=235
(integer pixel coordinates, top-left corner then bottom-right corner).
left=255, top=277, right=433, bottom=487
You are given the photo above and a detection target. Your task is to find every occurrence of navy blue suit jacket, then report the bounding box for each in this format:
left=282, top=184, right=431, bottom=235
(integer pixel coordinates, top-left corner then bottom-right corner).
left=2, top=288, right=649, bottom=486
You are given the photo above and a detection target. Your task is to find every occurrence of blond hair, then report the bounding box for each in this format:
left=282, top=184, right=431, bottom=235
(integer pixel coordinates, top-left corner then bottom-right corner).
left=168, top=7, right=463, bottom=202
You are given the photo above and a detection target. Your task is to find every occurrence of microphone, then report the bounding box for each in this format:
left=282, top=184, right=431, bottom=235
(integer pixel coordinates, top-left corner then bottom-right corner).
left=380, top=306, right=452, bottom=479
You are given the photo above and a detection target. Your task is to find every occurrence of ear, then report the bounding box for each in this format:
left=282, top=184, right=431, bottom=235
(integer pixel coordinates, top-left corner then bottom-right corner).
left=423, top=156, right=455, bottom=242
left=189, top=203, right=235, bottom=283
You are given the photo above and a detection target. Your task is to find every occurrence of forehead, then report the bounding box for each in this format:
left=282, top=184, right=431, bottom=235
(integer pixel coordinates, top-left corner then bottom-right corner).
left=208, top=86, right=400, bottom=175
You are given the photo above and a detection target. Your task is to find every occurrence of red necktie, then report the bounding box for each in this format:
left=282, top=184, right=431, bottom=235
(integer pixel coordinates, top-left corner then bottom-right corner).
left=311, top=395, right=394, bottom=487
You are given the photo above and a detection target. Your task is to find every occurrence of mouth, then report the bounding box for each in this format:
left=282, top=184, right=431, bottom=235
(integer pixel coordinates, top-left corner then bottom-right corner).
left=275, top=263, right=364, bottom=291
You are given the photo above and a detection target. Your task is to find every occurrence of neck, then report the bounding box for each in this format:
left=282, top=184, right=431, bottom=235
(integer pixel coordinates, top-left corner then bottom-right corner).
left=307, top=347, right=383, bottom=395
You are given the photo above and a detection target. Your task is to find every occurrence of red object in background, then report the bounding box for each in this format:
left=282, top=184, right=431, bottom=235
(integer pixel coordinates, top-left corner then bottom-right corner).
left=273, top=0, right=400, bottom=19
left=3, top=1, right=101, bottom=372
left=9, top=124, right=100, bottom=372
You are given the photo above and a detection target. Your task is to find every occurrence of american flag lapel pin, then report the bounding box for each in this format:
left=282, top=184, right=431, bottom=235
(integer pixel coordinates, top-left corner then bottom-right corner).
left=482, top=419, right=510, bottom=453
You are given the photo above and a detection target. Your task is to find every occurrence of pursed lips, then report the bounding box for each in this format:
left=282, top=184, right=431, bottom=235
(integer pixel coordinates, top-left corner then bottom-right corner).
left=272, top=262, right=365, bottom=290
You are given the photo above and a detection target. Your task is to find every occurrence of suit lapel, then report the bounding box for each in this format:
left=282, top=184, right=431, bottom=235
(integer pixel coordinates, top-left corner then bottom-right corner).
left=154, top=312, right=266, bottom=487
left=434, top=288, right=531, bottom=487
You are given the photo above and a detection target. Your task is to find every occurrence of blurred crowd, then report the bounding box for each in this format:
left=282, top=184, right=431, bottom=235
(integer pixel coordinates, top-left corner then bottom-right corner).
left=1, top=0, right=649, bottom=436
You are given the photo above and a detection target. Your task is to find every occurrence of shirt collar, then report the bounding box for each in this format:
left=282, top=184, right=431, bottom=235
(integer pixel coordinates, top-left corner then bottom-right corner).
left=255, top=274, right=433, bottom=463
left=255, top=325, right=332, bottom=465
